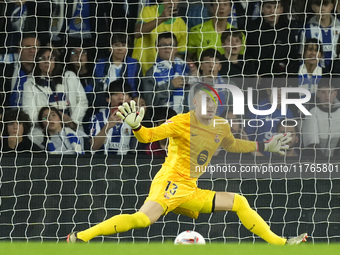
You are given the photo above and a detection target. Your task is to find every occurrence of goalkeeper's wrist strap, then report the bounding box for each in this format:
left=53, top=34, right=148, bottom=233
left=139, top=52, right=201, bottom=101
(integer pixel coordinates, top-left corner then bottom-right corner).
left=132, top=125, right=142, bottom=132
left=257, top=142, right=265, bottom=152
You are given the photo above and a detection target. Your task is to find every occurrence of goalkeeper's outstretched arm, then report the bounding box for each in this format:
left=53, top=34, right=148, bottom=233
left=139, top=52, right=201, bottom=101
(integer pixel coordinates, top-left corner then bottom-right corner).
left=117, top=101, right=182, bottom=143
left=222, top=132, right=292, bottom=156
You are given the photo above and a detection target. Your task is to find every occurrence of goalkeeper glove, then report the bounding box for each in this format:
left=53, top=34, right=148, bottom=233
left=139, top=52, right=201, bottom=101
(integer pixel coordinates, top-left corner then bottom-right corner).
left=264, top=133, right=292, bottom=156
left=116, top=100, right=145, bottom=130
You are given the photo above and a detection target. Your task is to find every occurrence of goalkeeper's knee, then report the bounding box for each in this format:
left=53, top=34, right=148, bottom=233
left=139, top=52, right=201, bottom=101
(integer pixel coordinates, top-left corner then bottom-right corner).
left=232, top=193, right=251, bottom=213
left=132, top=212, right=151, bottom=229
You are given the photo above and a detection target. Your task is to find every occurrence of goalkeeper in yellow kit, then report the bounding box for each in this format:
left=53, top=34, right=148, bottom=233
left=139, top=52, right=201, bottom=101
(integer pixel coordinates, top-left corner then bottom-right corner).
left=67, top=83, right=307, bottom=245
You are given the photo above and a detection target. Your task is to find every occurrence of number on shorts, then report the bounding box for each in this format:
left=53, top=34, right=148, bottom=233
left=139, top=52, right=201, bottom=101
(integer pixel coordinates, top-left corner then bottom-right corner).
left=165, top=181, right=178, bottom=196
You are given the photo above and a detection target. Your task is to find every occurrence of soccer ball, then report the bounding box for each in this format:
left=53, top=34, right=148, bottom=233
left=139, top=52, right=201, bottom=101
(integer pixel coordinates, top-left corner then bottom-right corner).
left=174, top=230, right=206, bottom=245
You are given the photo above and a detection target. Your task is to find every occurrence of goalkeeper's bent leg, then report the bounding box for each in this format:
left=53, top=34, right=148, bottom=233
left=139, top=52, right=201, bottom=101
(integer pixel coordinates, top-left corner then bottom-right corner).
left=232, top=194, right=287, bottom=245
left=77, top=212, right=151, bottom=242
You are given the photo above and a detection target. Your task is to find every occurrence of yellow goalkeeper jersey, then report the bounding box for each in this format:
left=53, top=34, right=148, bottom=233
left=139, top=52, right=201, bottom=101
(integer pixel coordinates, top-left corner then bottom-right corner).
left=134, top=111, right=257, bottom=183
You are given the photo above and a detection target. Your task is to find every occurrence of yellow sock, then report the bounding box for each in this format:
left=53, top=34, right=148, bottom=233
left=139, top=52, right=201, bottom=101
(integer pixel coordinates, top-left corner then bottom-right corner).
left=77, top=212, right=151, bottom=242
left=232, top=194, right=286, bottom=245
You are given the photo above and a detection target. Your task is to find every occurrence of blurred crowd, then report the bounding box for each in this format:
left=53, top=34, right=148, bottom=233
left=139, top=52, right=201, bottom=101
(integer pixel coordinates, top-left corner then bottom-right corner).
left=0, top=0, right=340, bottom=158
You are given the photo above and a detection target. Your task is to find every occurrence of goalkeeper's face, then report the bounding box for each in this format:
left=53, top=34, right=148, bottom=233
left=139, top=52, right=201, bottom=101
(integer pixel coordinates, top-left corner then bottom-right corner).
left=193, top=91, right=218, bottom=121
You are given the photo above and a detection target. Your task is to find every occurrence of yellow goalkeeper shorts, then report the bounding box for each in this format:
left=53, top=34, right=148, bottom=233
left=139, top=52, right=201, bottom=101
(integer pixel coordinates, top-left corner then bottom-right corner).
left=145, top=175, right=216, bottom=219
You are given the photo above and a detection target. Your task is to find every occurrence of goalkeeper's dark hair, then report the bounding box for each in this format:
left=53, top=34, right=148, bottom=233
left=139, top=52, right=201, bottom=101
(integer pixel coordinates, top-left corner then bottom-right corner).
left=157, top=32, right=178, bottom=47
left=221, top=28, right=243, bottom=45
left=2, top=108, right=32, bottom=136
left=107, top=79, right=133, bottom=98
left=193, top=82, right=215, bottom=96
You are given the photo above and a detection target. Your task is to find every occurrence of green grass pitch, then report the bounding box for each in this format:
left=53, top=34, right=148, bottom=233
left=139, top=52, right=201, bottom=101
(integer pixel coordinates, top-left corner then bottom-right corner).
left=2, top=242, right=340, bottom=255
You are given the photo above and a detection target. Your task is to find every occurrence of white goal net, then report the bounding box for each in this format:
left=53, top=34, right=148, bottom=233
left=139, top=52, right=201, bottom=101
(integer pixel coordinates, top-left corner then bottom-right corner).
left=0, top=0, right=339, bottom=243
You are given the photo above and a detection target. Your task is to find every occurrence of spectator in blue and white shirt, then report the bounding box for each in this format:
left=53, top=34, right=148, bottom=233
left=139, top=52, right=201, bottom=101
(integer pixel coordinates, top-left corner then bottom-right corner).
left=90, top=79, right=134, bottom=155
left=22, top=48, right=88, bottom=146
left=22, top=48, right=88, bottom=129
left=300, top=0, right=340, bottom=68
left=297, top=38, right=324, bottom=96
left=65, top=40, right=96, bottom=134
left=38, top=106, right=88, bottom=154
left=142, top=32, right=190, bottom=114
left=294, top=38, right=328, bottom=112
left=94, top=33, right=142, bottom=108
left=3, top=34, right=40, bottom=107
left=29, top=0, right=109, bottom=48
